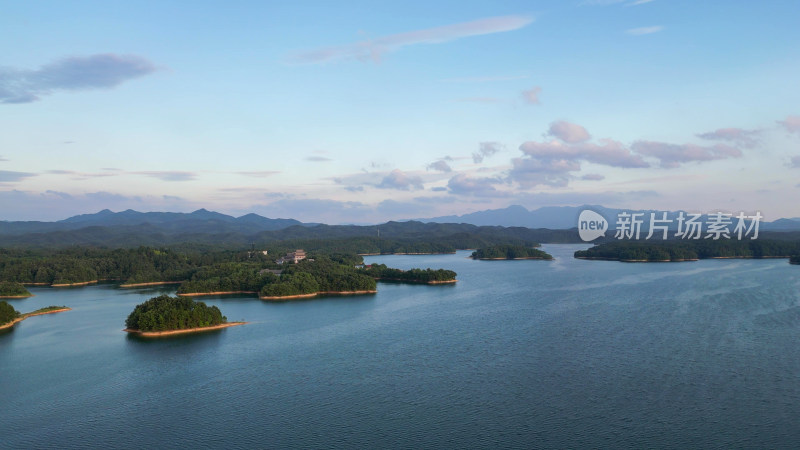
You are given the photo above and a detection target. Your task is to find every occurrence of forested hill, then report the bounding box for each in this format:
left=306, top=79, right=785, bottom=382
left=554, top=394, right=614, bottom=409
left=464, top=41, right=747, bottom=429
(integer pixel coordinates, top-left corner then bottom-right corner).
left=575, top=239, right=800, bottom=262
left=0, top=218, right=582, bottom=249
left=0, top=209, right=304, bottom=237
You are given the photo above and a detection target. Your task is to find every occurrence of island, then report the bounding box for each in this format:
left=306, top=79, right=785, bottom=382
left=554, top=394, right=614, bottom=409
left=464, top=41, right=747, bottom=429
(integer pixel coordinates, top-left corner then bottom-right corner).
left=791, top=255, right=800, bottom=265
left=0, top=302, right=71, bottom=330
left=0, top=281, right=33, bottom=298
left=471, top=245, right=553, bottom=260
left=361, top=263, right=457, bottom=284
left=124, top=294, right=245, bottom=336
left=575, top=240, right=800, bottom=262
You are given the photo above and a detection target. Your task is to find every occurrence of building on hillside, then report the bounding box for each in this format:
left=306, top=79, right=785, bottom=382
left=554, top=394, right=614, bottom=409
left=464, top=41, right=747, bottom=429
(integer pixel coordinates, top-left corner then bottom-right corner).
left=277, top=249, right=306, bottom=264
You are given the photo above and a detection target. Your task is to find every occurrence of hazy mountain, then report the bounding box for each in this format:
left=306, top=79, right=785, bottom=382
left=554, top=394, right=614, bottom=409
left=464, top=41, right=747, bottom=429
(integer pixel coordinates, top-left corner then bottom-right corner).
left=420, top=205, right=624, bottom=229
left=0, top=209, right=304, bottom=236
left=419, top=205, right=800, bottom=232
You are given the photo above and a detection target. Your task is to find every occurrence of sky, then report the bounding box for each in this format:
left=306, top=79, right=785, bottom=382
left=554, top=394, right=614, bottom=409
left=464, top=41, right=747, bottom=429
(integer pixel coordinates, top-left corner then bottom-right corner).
left=2, top=0, right=800, bottom=223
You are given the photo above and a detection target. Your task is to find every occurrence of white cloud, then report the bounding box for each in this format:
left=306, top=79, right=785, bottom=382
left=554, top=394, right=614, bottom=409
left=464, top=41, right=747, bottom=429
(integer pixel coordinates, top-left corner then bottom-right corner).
left=626, top=26, right=664, bottom=35
left=473, top=142, right=504, bottom=163
left=777, top=115, right=800, bottom=134
left=427, top=160, right=453, bottom=172
left=288, top=15, right=534, bottom=64
left=631, top=141, right=742, bottom=168
left=547, top=120, right=591, bottom=143
left=696, top=127, right=760, bottom=148
left=447, top=173, right=507, bottom=197
left=0, top=170, right=37, bottom=182
left=133, top=171, right=197, bottom=182
left=377, top=169, right=424, bottom=190
left=521, top=86, right=542, bottom=104
left=441, top=75, right=530, bottom=83
left=0, top=54, right=157, bottom=104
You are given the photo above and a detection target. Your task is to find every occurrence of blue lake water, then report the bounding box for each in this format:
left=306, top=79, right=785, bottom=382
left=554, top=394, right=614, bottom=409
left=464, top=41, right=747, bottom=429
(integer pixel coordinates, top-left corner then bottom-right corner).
left=2, top=244, right=800, bottom=448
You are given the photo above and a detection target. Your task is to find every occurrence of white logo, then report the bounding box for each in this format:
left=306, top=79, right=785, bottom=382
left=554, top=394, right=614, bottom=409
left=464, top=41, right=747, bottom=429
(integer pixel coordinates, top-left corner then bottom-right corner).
left=578, top=210, right=608, bottom=242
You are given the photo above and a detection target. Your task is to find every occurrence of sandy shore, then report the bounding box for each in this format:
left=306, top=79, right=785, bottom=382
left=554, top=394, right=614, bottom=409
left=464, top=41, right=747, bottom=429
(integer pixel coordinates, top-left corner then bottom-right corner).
left=123, top=321, right=247, bottom=337
left=176, top=291, right=257, bottom=297
left=575, top=256, right=699, bottom=262
left=0, top=307, right=71, bottom=330
left=0, top=294, right=34, bottom=299
left=376, top=277, right=457, bottom=285
left=120, top=281, right=184, bottom=288
left=357, top=252, right=456, bottom=256
left=472, top=257, right=552, bottom=260
left=51, top=280, right=98, bottom=287
left=260, top=290, right=377, bottom=301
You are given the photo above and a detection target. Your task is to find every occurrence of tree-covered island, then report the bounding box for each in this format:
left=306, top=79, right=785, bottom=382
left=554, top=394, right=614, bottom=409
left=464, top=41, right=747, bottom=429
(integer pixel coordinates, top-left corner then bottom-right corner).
left=361, top=264, right=457, bottom=284
left=471, top=245, right=553, bottom=260
left=575, top=240, right=800, bottom=262
left=790, top=255, right=800, bottom=265
left=124, top=294, right=244, bottom=336
left=0, top=301, right=71, bottom=330
left=0, top=281, right=33, bottom=298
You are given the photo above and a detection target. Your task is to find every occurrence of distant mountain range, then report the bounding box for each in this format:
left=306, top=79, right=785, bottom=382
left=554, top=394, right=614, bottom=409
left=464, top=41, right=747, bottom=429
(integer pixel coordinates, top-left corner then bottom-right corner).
left=0, top=209, right=306, bottom=236
left=417, top=205, right=800, bottom=232
left=0, top=209, right=580, bottom=248
left=0, top=206, right=798, bottom=248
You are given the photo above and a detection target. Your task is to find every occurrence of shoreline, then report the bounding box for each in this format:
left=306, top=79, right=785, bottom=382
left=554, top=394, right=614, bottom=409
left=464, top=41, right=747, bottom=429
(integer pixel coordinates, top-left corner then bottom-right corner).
left=0, top=294, right=34, bottom=299
left=260, top=290, right=377, bottom=301
left=376, top=277, right=457, bottom=285
left=358, top=252, right=456, bottom=256
left=120, top=281, right=184, bottom=288
left=177, top=291, right=257, bottom=297
left=51, top=280, right=98, bottom=287
left=472, top=257, right=553, bottom=261
left=575, top=256, right=698, bottom=262
left=123, top=321, right=247, bottom=337
left=575, top=255, right=790, bottom=262
left=0, top=307, right=72, bottom=331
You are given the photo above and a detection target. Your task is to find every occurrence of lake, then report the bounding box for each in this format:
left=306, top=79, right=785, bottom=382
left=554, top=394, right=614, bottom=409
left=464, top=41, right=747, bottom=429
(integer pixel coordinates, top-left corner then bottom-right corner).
left=2, top=244, right=800, bottom=448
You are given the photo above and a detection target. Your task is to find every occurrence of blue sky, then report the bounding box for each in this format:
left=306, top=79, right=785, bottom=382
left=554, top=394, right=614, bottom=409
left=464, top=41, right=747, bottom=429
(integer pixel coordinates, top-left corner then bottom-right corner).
left=2, top=0, right=799, bottom=223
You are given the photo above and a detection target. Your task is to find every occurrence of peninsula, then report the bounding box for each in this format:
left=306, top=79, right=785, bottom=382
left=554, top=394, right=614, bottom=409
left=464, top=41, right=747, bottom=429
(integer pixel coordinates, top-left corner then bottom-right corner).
left=0, top=302, right=71, bottom=330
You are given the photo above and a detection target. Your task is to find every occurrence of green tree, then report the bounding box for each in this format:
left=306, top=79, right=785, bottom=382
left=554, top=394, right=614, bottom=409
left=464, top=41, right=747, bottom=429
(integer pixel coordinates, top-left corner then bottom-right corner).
left=0, top=301, right=20, bottom=325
